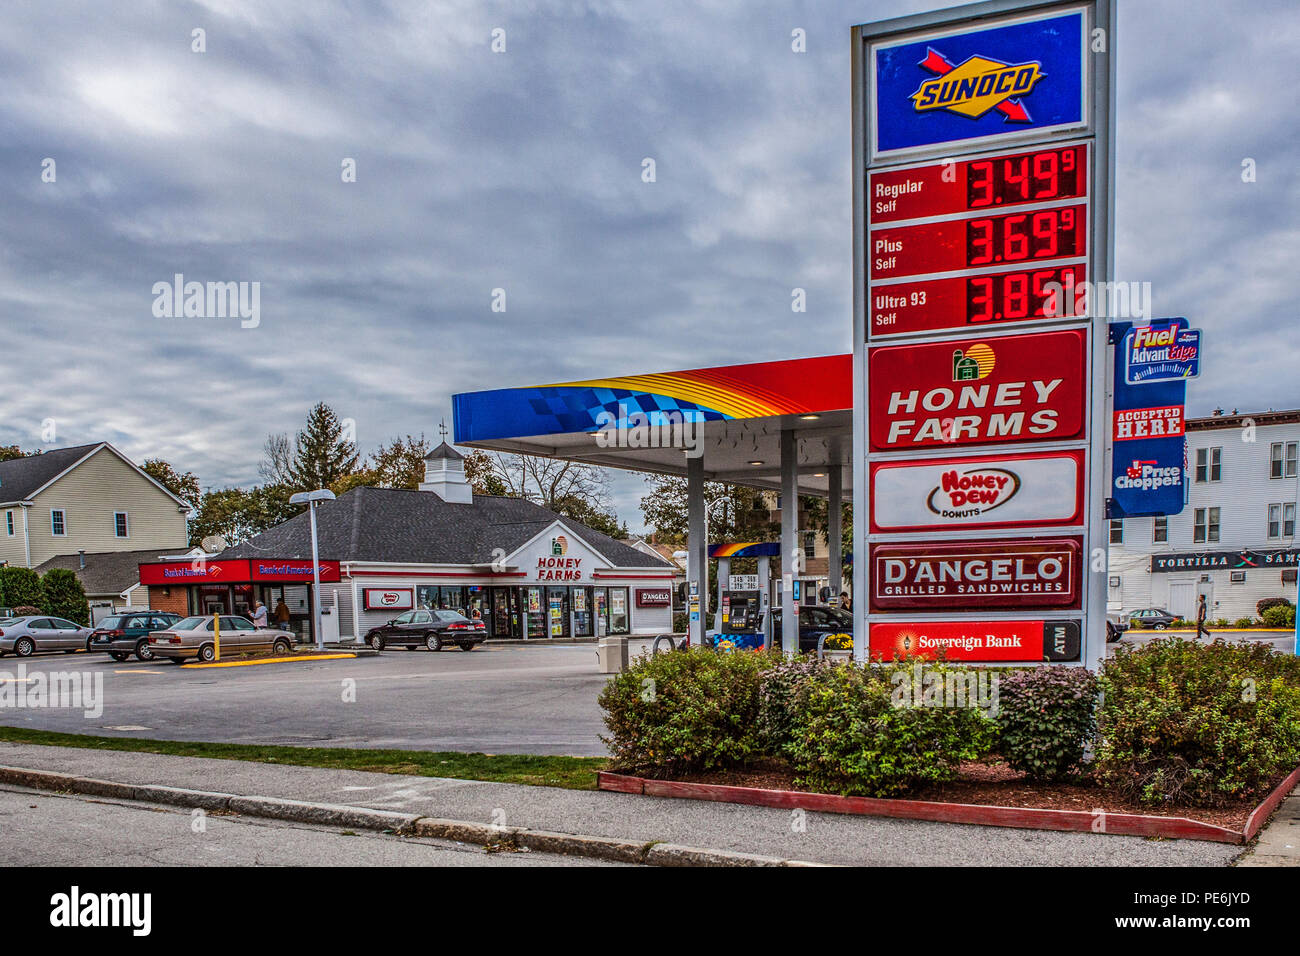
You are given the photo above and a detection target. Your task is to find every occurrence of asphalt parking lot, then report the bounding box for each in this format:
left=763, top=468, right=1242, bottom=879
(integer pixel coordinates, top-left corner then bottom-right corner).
left=0, top=640, right=642, bottom=755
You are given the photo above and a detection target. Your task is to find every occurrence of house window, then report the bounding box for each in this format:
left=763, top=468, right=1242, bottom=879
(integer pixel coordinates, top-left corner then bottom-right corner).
left=1109, top=519, right=1123, bottom=544
left=1194, top=507, right=1220, bottom=543
left=1268, top=503, right=1296, bottom=539
left=1270, top=442, right=1299, bottom=479
left=1195, top=446, right=1221, bottom=482
left=114, top=512, right=129, bottom=538
left=5, top=511, right=12, bottom=536
left=1230, top=570, right=1246, bottom=583
left=1152, top=516, right=1168, bottom=543
left=803, top=533, right=816, bottom=559
left=51, top=510, right=66, bottom=537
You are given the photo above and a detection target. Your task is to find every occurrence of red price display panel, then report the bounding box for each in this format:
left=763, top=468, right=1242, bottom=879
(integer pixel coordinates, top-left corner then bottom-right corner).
left=870, top=144, right=1088, bottom=224
left=872, top=203, right=1086, bottom=281
left=872, top=263, right=1087, bottom=336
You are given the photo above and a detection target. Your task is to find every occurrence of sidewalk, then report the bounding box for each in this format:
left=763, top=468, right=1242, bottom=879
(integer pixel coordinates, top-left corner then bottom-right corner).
left=0, top=741, right=1247, bottom=867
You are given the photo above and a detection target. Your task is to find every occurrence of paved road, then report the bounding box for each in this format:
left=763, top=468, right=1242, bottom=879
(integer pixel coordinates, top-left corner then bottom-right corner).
left=0, top=641, right=637, bottom=755
left=0, top=783, right=620, bottom=866
left=0, top=742, right=1245, bottom=867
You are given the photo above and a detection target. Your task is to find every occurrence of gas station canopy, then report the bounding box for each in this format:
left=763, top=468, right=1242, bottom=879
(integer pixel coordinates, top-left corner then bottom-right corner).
left=452, top=353, right=852, bottom=496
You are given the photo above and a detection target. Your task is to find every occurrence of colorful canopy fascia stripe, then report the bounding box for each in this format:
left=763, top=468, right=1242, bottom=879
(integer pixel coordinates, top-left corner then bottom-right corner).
left=453, top=354, right=850, bottom=444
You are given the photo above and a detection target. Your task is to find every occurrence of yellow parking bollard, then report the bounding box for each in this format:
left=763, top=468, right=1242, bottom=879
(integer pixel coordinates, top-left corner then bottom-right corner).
left=213, top=612, right=220, bottom=662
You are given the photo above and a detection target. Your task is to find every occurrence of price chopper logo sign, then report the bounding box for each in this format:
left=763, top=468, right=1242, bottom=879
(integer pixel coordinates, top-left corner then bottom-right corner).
left=910, top=48, right=1044, bottom=122
left=1115, top=459, right=1181, bottom=492
left=927, top=467, right=1020, bottom=518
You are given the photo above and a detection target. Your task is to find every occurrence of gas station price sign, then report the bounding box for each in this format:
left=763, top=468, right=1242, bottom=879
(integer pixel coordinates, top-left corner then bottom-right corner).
left=872, top=201, right=1087, bottom=280
left=871, top=143, right=1087, bottom=224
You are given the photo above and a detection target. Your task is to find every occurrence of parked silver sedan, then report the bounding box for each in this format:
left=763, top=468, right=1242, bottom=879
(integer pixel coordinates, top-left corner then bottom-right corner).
left=0, top=616, right=96, bottom=657
left=148, top=614, right=295, bottom=664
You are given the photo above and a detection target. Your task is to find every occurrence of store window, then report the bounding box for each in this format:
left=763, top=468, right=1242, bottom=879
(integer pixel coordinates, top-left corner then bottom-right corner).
left=522, top=586, right=545, bottom=639
left=608, top=587, right=629, bottom=635
left=546, top=587, right=569, bottom=638
left=1194, top=447, right=1221, bottom=483
left=572, top=587, right=593, bottom=637
left=1271, top=442, right=1299, bottom=479
left=1194, top=507, right=1220, bottom=543
left=1152, top=516, right=1167, bottom=543
left=593, top=587, right=608, bottom=637
left=1109, top=519, right=1123, bottom=544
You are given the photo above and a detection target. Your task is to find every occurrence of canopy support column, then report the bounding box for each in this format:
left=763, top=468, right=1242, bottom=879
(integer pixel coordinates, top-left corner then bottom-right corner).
left=687, top=453, right=707, bottom=648
left=828, top=464, right=843, bottom=603
left=781, top=429, right=798, bottom=657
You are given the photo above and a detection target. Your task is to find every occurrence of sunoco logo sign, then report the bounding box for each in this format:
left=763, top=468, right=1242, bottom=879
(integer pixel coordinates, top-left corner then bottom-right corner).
left=927, top=467, right=1019, bottom=518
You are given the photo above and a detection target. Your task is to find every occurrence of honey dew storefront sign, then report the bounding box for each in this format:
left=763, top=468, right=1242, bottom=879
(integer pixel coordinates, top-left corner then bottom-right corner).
left=854, top=0, right=1113, bottom=665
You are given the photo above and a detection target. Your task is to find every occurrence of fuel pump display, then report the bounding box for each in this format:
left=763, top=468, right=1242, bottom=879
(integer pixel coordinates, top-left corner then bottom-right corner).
left=712, top=589, right=765, bottom=651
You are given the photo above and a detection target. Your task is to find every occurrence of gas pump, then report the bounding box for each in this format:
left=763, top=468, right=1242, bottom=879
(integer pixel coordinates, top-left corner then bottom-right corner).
left=712, top=588, right=765, bottom=651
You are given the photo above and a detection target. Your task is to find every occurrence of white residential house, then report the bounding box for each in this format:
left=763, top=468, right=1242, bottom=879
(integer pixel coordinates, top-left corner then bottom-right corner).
left=0, top=442, right=191, bottom=570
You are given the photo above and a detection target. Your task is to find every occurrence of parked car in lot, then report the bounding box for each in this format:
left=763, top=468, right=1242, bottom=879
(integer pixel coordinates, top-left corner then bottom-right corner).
left=767, top=604, right=854, bottom=654
left=364, top=608, right=487, bottom=651
left=1106, top=613, right=1130, bottom=643
left=88, top=611, right=182, bottom=661
left=148, top=614, right=295, bottom=663
left=1127, top=608, right=1178, bottom=630
left=0, top=616, right=96, bottom=657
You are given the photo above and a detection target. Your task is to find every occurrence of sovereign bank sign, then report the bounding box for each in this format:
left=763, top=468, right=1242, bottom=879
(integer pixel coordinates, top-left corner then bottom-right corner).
left=872, top=8, right=1087, bottom=156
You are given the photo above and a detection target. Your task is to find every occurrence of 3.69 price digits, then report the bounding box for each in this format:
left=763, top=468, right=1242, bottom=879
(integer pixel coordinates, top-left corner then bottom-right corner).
left=967, top=207, right=1081, bottom=267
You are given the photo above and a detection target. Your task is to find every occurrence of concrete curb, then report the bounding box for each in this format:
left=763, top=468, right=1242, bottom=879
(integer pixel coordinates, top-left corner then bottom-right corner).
left=0, top=764, right=823, bottom=867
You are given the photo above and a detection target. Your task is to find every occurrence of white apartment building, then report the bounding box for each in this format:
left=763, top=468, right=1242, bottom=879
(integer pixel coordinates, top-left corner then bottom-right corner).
left=1108, top=409, right=1300, bottom=622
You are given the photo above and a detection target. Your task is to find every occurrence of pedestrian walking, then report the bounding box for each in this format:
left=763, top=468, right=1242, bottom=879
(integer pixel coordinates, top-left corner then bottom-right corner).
left=251, top=599, right=269, bottom=629
left=1196, top=594, right=1211, bottom=639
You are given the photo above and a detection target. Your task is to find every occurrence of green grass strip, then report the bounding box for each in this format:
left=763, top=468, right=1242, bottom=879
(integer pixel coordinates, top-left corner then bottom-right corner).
left=0, top=725, right=607, bottom=790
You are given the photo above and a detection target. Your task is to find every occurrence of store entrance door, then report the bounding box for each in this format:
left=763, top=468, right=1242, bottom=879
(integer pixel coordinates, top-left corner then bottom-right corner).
left=490, top=587, right=518, bottom=638
left=546, top=587, right=570, bottom=638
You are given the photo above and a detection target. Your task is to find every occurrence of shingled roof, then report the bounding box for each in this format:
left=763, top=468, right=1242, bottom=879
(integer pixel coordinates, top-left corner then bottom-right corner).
left=0, top=444, right=103, bottom=503
left=36, top=547, right=188, bottom=597
left=218, top=486, right=671, bottom=569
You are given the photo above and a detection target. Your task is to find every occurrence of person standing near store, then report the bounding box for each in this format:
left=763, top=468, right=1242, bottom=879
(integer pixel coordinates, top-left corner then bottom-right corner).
left=1196, top=594, right=1211, bottom=639
left=251, top=599, right=269, bottom=630
left=840, top=591, right=852, bottom=613
left=274, top=599, right=291, bottom=629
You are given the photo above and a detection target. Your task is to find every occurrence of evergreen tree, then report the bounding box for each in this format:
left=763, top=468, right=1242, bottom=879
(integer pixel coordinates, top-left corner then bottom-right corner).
left=41, top=569, right=90, bottom=625
left=286, top=403, right=359, bottom=492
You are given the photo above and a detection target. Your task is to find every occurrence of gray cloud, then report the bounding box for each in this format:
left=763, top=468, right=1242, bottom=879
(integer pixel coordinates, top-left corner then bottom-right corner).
left=1, top=0, right=1297, bottom=530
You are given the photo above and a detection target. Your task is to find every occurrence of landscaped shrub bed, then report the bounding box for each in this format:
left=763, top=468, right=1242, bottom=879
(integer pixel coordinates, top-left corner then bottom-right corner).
left=600, top=638, right=1300, bottom=810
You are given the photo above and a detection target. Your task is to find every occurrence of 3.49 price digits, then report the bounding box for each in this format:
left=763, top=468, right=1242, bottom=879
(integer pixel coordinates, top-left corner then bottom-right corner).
left=966, top=146, right=1083, bottom=209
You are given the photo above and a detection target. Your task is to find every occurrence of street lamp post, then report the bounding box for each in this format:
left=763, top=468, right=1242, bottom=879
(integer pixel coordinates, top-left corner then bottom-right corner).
left=289, top=489, right=336, bottom=651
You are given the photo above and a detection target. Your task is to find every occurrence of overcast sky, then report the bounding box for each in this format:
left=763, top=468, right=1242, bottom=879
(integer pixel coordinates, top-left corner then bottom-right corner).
left=2, top=0, right=1296, bottom=533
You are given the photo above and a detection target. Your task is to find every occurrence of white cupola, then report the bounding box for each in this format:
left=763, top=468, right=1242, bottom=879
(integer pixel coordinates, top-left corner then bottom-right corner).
left=420, top=441, right=473, bottom=504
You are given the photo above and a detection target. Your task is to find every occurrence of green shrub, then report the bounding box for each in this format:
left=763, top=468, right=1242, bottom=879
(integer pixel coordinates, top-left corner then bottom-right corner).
left=788, top=660, right=995, bottom=798
left=756, top=657, right=828, bottom=756
left=40, top=569, right=89, bottom=625
left=1169, top=618, right=1190, bottom=628
left=995, top=666, right=1099, bottom=781
left=599, top=648, right=772, bottom=776
left=1212, top=618, right=1230, bottom=628
left=0, top=566, right=43, bottom=609
left=1256, top=597, right=1292, bottom=617
left=1261, top=605, right=1296, bottom=628
left=1096, top=638, right=1300, bottom=806
left=1235, top=618, right=1257, bottom=629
